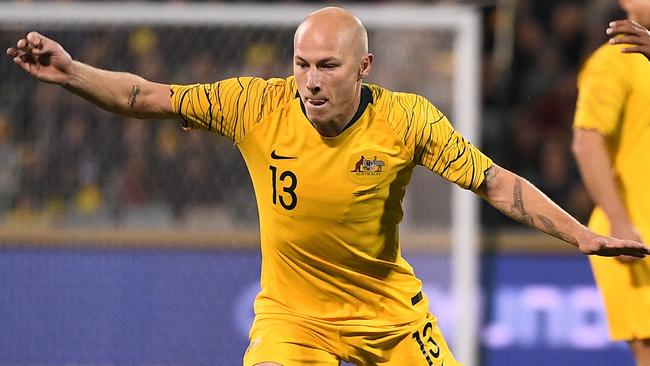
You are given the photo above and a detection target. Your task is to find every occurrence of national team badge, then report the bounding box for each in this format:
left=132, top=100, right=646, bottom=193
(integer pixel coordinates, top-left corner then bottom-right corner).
left=348, top=151, right=389, bottom=184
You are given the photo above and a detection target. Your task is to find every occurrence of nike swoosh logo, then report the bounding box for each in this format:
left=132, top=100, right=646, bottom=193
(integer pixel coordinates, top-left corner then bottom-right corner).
left=271, top=150, right=297, bottom=160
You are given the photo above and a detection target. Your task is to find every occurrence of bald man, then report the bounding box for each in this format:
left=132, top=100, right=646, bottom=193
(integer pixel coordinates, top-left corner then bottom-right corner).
left=7, top=6, right=650, bottom=366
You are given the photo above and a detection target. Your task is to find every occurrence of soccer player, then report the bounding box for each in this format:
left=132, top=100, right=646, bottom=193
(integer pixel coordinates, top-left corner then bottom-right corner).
left=572, top=1, right=650, bottom=365
left=8, top=7, right=650, bottom=366
left=607, top=18, right=650, bottom=61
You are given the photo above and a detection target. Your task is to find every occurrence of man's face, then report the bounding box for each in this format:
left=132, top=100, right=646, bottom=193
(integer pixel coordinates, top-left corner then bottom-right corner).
left=293, top=28, right=367, bottom=128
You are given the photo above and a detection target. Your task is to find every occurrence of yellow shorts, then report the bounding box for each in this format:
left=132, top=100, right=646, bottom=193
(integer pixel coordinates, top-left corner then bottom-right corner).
left=589, top=255, right=650, bottom=340
left=243, top=312, right=461, bottom=366
left=588, top=209, right=650, bottom=340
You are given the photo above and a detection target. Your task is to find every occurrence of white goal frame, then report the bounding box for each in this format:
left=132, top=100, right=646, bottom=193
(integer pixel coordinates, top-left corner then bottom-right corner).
left=1, top=3, right=482, bottom=365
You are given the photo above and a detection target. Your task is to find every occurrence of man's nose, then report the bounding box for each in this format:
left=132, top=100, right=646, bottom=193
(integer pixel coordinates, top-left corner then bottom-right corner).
left=306, top=69, right=321, bottom=93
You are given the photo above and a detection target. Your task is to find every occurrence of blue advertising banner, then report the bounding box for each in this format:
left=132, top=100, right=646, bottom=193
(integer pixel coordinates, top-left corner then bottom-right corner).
left=0, top=247, right=634, bottom=366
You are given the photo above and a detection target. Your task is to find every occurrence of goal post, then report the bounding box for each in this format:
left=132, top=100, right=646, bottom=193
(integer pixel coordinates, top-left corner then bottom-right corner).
left=1, top=3, right=482, bottom=365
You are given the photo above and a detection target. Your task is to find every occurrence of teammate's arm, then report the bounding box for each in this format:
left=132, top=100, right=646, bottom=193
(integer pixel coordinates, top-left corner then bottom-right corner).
left=607, top=19, right=650, bottom=61
left=474, top=163, right=649, bottom=258
left=6, top=32, right=173, bottom=120
left=572, top=128, right=642, bottom=262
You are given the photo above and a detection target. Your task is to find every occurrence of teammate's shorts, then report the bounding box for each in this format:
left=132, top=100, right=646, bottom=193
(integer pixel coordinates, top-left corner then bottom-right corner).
left=588, top=209, right=650, bottom=341
left=590, top=255, right=650, bottom=340
left=243, top=312, right=461, bottom=366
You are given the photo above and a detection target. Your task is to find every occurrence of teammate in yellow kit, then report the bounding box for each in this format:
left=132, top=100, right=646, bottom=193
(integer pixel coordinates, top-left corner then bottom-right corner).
left=8, top=7, right=650, bottom=366
left=572, top=1, right=650, bottom=365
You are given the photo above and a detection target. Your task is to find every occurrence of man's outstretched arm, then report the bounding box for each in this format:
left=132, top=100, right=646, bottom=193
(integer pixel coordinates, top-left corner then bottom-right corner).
left=474, top=164, right=649, bottom=258
left=607, top=19, right=650, bottom=61
left=6, top=31, right=174, bottom=120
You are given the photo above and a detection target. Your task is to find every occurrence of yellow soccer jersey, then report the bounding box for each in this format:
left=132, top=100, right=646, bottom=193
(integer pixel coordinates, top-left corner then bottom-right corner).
left=574, top=43, right=650, bottom=340
left=171, top=76, right=492, bottom=326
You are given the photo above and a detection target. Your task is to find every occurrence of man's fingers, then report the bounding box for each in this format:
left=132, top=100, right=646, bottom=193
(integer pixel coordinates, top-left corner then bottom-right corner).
left=608, top=34, right=650, bottom=53
left=608, top=26, right=639, bottom=37
left=598, top=239, right=650, bottom=258
left=26, top=31, right=45, bottom=50
left=621, top=46, right=650, bottom=54
left=16, top=38, right=31, bottom=51
left=621, top=249, right=647, bottom=258
left=619, top=240, right=650, bottom=256
left=609, top=35, right=638, bottom=45
left=8, top=38, right=50, bottom=69
left=16, top=39, right=38, bottom=61
left=601, top=247, right=646, bottom=258
left=609, top=19, right=642, bottom=29
left=617, top=255, right=641, bottom=263
left=8, top=47, right=37, bottom=73
left=8, top=48, right=35, bottom=65
left=26, top=47, right=49, bottom=57
left=609, top=20, right=629, bottom=28
left=12, top=55, right=35, bottom=74
left=19, top=52, right=36, bottom=64
left=607, top=20, right=645, bottom=36
left=16, top=33, right=46, bottom=55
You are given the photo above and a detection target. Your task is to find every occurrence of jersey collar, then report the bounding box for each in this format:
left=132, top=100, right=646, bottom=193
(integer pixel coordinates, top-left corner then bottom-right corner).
left=297, top=85, right=374, bottom=134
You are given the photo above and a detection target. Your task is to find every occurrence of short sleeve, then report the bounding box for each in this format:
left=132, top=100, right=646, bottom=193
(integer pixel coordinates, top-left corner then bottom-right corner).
left=411, top=96, right=492, bottom=191
left=170, top=77, right=290, bottom=142
left=573, top=44, right=629, bottom=137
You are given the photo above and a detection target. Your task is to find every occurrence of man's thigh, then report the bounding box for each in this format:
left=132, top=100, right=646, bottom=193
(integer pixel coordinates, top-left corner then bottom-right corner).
left=346, top=313, right=462, bottom=366
left=243, top=316, right=340, bottom=366
left=387, top=314, right=461, bottom=366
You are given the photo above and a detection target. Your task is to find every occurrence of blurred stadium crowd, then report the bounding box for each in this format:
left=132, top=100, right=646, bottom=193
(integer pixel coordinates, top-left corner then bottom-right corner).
left=481, top=0, right=623, bottom=227
left=0, top=0, right=623, bottom=231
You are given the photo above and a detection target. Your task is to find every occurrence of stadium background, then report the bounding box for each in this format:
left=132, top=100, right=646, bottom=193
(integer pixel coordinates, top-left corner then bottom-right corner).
left=0, top=0, right=634, bottom=365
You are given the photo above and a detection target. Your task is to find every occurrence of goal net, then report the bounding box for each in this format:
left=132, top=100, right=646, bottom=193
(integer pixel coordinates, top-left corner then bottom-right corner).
left=0, top=3, right=481, bottom=366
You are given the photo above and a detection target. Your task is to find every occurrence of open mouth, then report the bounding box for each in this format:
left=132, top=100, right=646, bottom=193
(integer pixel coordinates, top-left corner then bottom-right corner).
left=306, top=98, right=327, bottom=107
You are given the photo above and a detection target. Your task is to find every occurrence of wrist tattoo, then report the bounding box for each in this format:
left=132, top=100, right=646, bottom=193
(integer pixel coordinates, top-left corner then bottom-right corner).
left=510, top=178, right=534, bottom=226
left=128, top=85, right=140, bottom=109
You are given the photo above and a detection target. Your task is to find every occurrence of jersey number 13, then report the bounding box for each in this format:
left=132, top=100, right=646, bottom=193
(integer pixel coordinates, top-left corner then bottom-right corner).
left=269, top=165, right=298, bottom=210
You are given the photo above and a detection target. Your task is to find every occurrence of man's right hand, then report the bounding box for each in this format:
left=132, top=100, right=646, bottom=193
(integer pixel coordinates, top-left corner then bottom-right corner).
left=6, top=31, right=73, bottom=85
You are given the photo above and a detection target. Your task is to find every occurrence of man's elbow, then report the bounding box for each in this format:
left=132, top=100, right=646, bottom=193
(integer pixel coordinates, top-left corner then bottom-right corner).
left=571, top=129, right=605, bottom=164
left=480, top=164, right=532, bottom=206
left=133, top=84, right=175, bottom=120
left=475, top=164, right=504, bottom=200
left=571, top=133, right=586, bottom=161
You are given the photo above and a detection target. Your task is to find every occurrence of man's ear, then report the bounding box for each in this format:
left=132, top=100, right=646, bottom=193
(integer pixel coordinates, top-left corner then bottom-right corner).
left=358, top=53, right=374, bottom=79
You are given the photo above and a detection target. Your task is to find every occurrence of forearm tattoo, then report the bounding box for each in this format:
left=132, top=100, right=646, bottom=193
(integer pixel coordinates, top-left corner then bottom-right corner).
left=536, top=215, right=575, bottom=244
left=128, top=85, right=140, bottom=109
left=510, top=178, right=534, bottom=226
